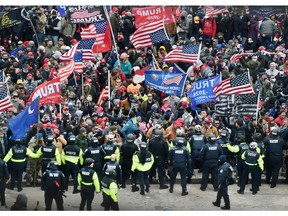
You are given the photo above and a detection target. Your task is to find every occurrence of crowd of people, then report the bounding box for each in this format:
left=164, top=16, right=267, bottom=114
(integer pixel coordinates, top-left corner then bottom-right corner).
left=0, top=5, right=288, bottom=211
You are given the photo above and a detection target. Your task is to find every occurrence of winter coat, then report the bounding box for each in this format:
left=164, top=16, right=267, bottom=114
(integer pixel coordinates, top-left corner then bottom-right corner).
left=247, top=18, right=262, bottom=39
left=202, top=17, right=216, bottom=37
left=260, top=17, right=276, bottom=36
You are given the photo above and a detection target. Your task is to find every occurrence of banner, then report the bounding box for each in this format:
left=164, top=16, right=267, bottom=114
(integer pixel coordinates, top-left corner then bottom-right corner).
left=67, top=6, right=106, bottom=24
left=133, top=6, right=174, bottom=29
left=144, top=70, right=187, bottom=96
left=187, top=75, right=220, bottom=110
left=249, top=6, right=286, bottom=18
left=28, top=77, right=61, bottom=106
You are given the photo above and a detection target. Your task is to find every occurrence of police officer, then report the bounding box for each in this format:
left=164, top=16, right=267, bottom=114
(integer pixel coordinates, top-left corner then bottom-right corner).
left=215, top=129, right=233, bottom=164
left=0, top=153, right=9, bottom=207
left=102, top=154, right=122, bottom=186
left=131, top=142, right=154, bottom=196
left=237, top=142, right=264, bottom=195
left=263, top=128, right=288, bottom=188
left=62, top=135, right=84, bottom=193
left=168, top=138, right=190, bottom=196
left=3, top=139, right=38, bottom=192
left=212, top=155, right=233, bottom=210
left=148, top=129, right=169, bottom=189
left=83, top=137, right=104, bottom=180
left=41, top=161, right=66, bottom=210
left=200, top=134, right=223, bottom=191
left=36, top=135, right=61, bottom=175
left=101, top=169, right=119, bottom=211
left=120, top=133, right=138, bottom=189
left=188, top=124, right=207, bottom=183
left=226, top=134, right=249, bottom=186
left=101, top=134, right=120, bottom=164
left=78, top=158, right=101, bottom=210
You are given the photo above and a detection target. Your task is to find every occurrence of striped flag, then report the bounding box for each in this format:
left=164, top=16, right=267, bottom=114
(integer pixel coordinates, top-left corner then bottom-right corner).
left=204, top=6, right=229, bottom=16
left=0, top=84, right=13, bottom=113
left=165, top=43, right=201, bottom=64
left=80, top=23, right=97, bottom=39
left=59, top=42, right=79, bottom=61
left=213, top=72, right=254, bottom=98
left=74, top=51, right=84, bottom=73
left=163, top=75, right=183, bottom=85
left=57, top=60, right=75, bottom=84
left=0, top=70, right=6, bottom=87
left=130, top=20, right=169, bottom=49
left=234, top=94, right=258, bottom=117
left=70, top=7, right=100, bottom=19
left=77, top=39, right=95, bottom=61
left=214, top=94, right=233, bottom=117
left=230, top=53, right=250, bottom=62
left=97, top=86, right=109, bottom=106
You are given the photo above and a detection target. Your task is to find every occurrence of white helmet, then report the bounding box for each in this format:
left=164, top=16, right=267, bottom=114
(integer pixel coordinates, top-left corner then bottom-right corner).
left=107, top=134, right=114, bottom=142
left=249, top=142, right=258, bottom=149
left=176, top=128, right=183, bottom=136
left=195, top=125, right=201, bottom=132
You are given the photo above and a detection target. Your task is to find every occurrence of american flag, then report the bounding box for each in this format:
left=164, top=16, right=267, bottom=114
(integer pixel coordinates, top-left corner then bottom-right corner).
left=0, top=70, right=6, bottom=87
left=213, top=72, right=254, bottom=98
left=97, top=86, right=109, bottom=106
left=230, top=53, right=250, bottom=62
left=165, top=43, right=201, bottom=64
left=70, top=7, right=100, bottom=19
left=74, top=51, right=84, bottom=73
left=0, top=84, right=13, bottom=113
left=163, top=74, right=183, bottom=85
left=130, top=20, right=169, bottom=49
left=205, top=6, right=229, bottom=17
left=59, top=42, right=79, bottom=61
left=146, top=111, right=156, bottom=131
left=214, top=94, right=233, bottom=116
left=234, top=94, right=258, bottom=117
left=57, top=60, right=75, bottom=84
left=77, top=39, right=95, bottom=61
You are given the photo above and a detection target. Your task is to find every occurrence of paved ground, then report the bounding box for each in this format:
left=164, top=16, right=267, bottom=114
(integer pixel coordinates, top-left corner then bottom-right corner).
left=1, top=176, right=288, bottom=211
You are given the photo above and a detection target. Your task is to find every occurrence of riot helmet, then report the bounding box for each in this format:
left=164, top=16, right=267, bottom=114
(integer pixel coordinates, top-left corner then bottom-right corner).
left=47, top=161, right=58, bottom=170
left=85, top=158, right=95, bottom=166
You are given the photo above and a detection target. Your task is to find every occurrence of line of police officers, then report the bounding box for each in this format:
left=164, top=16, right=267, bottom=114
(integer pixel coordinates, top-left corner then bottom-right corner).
left=0, top=125, right=287, bottom=210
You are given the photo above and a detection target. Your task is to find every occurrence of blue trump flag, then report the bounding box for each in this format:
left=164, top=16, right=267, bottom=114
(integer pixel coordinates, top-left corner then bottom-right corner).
left=187, top=75, right=220, bottom=110
left=8, top=97, right=40, bottom=140
left=145, top=70, right=187, bottom=96
left=56, top=6, right=66, bottom=17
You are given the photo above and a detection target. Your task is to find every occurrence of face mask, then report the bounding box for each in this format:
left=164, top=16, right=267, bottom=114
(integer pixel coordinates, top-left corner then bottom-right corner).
left=271, top=78, right=276, bottom=82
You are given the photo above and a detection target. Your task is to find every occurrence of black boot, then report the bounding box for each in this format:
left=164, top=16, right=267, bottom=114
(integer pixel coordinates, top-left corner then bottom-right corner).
left=132, top=185, right=139, bottom=192
left=212, top=201, right=220, bottom=207
left=221, top=195, right=230, bottom=210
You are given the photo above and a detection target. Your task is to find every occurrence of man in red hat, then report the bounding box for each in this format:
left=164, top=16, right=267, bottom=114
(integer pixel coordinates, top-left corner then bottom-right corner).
left=201, top=117, right=219, bottom=138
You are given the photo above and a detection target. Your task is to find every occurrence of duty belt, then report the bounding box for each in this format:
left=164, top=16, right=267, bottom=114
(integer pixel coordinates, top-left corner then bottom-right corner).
left=245, top=162, right=258, bottom=166
left=42, top=158, right=55, bottom=161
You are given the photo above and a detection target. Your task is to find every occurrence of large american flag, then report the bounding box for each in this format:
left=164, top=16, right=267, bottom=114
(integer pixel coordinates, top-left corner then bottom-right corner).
left=165, top=43, right=201, bottom=64
left=130, top=20, right=169, bottom=49
left=97, top=86, right=109, bottom=106
left=57, top=60, right=75, bottom=84
left=70, top=7, right=100, bottom=19
left=234, top=94, right=258, bottom=117
left=0, top=70, right=6, bottom=87
left=205, top=6, right=229, bottom=16
left=77, top=39, right=95, bottom=61
left=213, top=72, right=254, bottom=98
left=0, top=84, right=13, bottom=113
left=74, top=51, right=84, bottom=73
left=230, top=53, right=250, bottom=62
left=163, top=75, right=183, bottom=85
left=59, top=42, right=79, bottom=61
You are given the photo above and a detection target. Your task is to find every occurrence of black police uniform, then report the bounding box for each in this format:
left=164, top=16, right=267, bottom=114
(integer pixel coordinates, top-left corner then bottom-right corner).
left=148, top=135, right=169, bottom=188
left=78, top=164, right=100, bottom=210
left=200, top=139, right=223, bottom=191
left=120, top=139, right=138, bottom=188
left=263, top=134, right=288, bottom=187
left=213, top=160, right=233, bottom=210
left=101, top=141, right=119, bottom=164
left=41, top=165, right=66, bottom=210
left=168, top=141, right=189, bottom=195
left=102, top=160, right=122, bottom=186
left=37, top=141, right=59, bottom=174
left=83, top=142, right=104, bottom=180
left=0, top=158, right=9, bottom=206
left=189, top=133, right=206, bottom=175
left=101, top=172, right=119, bottom=211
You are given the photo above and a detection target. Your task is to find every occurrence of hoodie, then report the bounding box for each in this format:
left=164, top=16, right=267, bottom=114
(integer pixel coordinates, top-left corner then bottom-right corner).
left=260, top=17, right=276, bottom=36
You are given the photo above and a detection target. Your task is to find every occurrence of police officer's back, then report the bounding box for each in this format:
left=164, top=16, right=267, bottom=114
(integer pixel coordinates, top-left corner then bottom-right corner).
left=41, top=161, right=66, bottom=210
left=168, top=138, right=189, bottom=196
left=148, top=129, right=169, bottom=188
left=101, top=134, right=120, bottom=164
left=83, top=137, right=104, bottom=179
left=78, top=158, right=101, bottom=210
left=101, top=169, right=119, bottom=211
left=102, top=154, right=122, bottom=186
left=120, top=133, right=138, bottom=188
left=36, top=135, right=61, bottom=175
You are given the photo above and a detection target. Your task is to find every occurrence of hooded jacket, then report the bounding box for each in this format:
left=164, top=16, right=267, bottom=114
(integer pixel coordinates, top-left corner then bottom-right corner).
left=260, top=17, right=276, bottom=36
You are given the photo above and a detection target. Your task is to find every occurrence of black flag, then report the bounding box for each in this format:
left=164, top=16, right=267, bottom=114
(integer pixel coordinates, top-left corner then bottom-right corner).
left=7, top=8, right=30, bottom=22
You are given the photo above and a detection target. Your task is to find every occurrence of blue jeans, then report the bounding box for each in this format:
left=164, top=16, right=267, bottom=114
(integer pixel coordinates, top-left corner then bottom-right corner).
left=48, top=35, right=59, bottom=46
left=34, top=32, right=45, bottom=46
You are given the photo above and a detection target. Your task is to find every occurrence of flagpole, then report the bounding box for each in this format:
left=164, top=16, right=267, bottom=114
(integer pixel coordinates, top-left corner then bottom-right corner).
left=103, top=6, right=120, bottom=66
left=108, top=69, right=111, bottom=109
left=24, top=7, right=40, bottom=47
left=197, top=42, right=202, bottom=63
left=151, top=51, right=160, bottom=69
left=256, top=92, right=260, bottom=121
left=81, top=73, right=84, bottom=97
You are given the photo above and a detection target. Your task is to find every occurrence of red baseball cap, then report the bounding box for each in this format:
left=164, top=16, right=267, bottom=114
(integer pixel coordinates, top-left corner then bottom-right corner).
left=27, top=52, right=34, bottom=56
